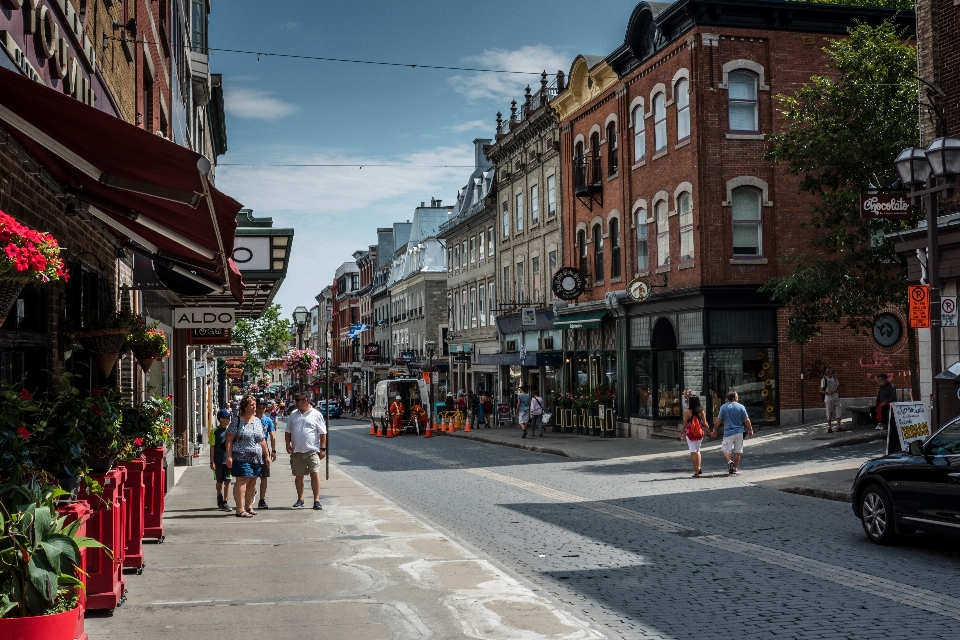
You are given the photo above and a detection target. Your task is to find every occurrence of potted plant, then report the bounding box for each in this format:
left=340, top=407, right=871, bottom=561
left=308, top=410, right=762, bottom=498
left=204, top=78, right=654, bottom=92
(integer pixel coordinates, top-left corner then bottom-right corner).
left=0, top=210, right=67, bottom=320
left=126, top=320, right=169, bottom=373
left=282, top=349, right=321, bottom=379
left=0, top=481, right=107, bottom=639
left=71, top=311, right=138, bottom=378
left=78, top=389, right=124, bottom=474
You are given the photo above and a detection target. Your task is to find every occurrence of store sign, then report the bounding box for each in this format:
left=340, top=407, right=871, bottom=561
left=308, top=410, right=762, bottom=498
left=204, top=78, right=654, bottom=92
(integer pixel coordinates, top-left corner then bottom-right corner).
left=174, top=307, right=236, bottom=329
left=859, top=193, right=913, bottom=220
left=213, top=346, right=245, bottom=358
left=627, top=277, right=652, bottom=302
left=189, top=328, right=232, bottom=345
left=449, top=343, right=472, bottom=353
left=908, top=285, right=930, bottom=329
left=521, top=307, right=536, bottom=326
left=453, top=353, right=470, bottom=364
left=265, top=359, right=284, bottom=370
left=552, top=267, right=586, bottom=301
left=363, top=343, right=380, bottom=361
left=890, top=402, right=931, bottom=453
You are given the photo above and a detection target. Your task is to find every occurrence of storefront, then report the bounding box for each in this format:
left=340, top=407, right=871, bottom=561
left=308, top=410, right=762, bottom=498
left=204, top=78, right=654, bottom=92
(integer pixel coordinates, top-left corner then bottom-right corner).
left=484, top=311, right=563, bottom=409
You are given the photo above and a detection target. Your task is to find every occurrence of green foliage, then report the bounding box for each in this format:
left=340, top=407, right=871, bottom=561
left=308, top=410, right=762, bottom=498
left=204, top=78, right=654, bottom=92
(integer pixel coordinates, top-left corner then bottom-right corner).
left=763, top=19, right=919, bottom=344
left=0, top=481, right=107, bottom=618
left=233, top=304, right=293, bottom=375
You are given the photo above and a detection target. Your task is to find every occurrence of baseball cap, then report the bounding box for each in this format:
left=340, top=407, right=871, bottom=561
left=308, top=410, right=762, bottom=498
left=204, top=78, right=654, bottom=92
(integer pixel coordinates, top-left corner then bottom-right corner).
left=256, top=397, right=267, bottom=406
left=217, top=408, right=231, bottom=419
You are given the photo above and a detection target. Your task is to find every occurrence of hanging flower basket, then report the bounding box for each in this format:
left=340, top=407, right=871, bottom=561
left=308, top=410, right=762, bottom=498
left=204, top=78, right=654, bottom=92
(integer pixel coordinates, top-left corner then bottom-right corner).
left=282, top=349, right=320, bottom=377
left=0, top=210, right=67, bottom=319
left=0, top=277, right=24, bottom=320
left=129, top=343, right=157, bottom=372
left=126, top=320, right=169, bottom=372
left=75, top=328, right=128, bottom=377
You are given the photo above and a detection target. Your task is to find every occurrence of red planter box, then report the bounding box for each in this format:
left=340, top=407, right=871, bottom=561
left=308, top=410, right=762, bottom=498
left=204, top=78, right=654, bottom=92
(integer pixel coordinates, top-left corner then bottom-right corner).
left=57, top=501, right=91, bottom=640
left=143, top=446, right=166, bottom=540
left=119, top=458, right=146, bottom=571
left=0, top=606, right=82, bottom=640
left=78, top=468, right=126, bottom=611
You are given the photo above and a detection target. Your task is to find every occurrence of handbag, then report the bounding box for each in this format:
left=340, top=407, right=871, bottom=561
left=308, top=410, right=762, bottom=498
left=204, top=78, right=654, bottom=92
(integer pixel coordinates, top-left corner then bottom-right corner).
left=541, top=410, right=553, bottom=425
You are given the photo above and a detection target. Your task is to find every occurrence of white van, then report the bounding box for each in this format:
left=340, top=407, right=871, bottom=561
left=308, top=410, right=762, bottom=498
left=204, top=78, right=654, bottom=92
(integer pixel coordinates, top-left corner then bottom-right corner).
left=372, top=378, right=431, bottom=432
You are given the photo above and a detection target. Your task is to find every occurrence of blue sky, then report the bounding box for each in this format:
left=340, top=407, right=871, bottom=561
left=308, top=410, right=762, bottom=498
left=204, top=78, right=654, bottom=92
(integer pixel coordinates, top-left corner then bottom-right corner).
left=211, top=0, right=640, bottom=317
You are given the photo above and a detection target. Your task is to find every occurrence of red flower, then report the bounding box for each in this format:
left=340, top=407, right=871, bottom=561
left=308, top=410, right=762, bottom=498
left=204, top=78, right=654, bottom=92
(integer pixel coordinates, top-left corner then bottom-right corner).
left=16, top=426, right=30, bottom=439
left=134, top=437, right=143, bottom=446
left=18, top=388, right=32, bottom=400
left=167, top=394, right=173, bottom=400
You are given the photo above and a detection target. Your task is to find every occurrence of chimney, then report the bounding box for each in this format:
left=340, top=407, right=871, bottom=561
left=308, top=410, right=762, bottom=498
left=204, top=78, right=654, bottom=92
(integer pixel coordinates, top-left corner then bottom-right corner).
left=473, top=138, right=492, bottom=169
left=435, top=199, right=441, bottom=207
left=556, top=70, right=565, bottom=92
left=421, top=202, right=425, bottom=208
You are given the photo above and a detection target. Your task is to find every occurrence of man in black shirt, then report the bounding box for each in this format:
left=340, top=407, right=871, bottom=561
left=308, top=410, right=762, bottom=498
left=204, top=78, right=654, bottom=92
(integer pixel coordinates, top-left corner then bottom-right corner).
left=874, top=373, right=897, bottom=430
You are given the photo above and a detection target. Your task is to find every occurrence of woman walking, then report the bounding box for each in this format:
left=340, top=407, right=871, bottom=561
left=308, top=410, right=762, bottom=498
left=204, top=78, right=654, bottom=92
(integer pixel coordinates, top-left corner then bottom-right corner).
left=481, top=391, right=493, bottom=428
left=225, top=395, right=270, bottom=517
left=530, top=389, right=545, bottom=437
left=681, top=396, right=708, bottom=477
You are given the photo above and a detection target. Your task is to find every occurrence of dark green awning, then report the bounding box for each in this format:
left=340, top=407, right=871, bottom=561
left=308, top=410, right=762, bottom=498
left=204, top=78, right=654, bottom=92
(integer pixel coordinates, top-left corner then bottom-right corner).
left=554, top=310, right=607, bottom=329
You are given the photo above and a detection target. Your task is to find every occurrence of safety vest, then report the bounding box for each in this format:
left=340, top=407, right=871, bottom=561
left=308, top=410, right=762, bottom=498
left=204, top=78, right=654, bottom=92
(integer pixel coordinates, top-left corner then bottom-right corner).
left=390, top=401, right=404, bottom=417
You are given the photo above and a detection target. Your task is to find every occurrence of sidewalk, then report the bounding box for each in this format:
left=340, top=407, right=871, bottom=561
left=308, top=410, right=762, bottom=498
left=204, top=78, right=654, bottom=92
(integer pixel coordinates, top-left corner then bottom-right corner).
left=85, top=444, right=605, bottom=640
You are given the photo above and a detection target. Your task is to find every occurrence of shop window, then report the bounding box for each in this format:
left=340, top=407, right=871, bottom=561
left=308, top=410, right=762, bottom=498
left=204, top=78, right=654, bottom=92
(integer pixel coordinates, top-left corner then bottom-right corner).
left=732, top=187, right=762, bottom=255
left=603, top=352, right=618, bottom=392
left=654, top=93, right=667, bottom=152
left=531, top=184, right=539, bottom=224
left=678, top=193, right=693, bottom=262
left=578, top=229, right=588, bottom=275
left=633, top=104, right=645, bottom=162
left=629, top=317, right=652, bottom=348
left=547, top=175, right=557, bottom=217
left=592, top=224, right=604, bottom=282
left=709, top=309, right=775, bottom=344
left=657, top=350, right=681, bottom=418
left=636, top=208, right=648, bottom=272
left=610, top=218, right=621, bottom=279
left=632, top=351, right=653, bottom=417
left=675, top=78, right=690, bottom=141
left=575, top=352, right=589, bottom=390
left=656, top=201, right=670, bottom=266
left=709, top=347, right=776, bottom=423
left=728, top=71, right=759, bottom=132
left=607, top=121, right=618, bottom=176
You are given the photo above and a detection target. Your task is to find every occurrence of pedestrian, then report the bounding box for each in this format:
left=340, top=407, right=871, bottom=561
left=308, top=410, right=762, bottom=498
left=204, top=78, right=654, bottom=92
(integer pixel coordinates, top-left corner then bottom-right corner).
left=530, top=388, right=545, bottom=437
left=285, top=392, right=327, bottom=510
left=711, top=391, right=753, bottom=475
left=209, top=407, right=232, bottom=511
left=255, top=398, right=277, bottom=510
left=516, top=385, right=531, bottom=438
left=820, top=366, right=843, bottom=433
left=481, top=391, right=493, bottom=428
left=444, top=392, right=456, bottom=413
left=681, top=396, right=708, bottom=477
left=224, top=395, right=270, bottom=517
left=270, top=402, right=278, bottom=423
left=873, top=373, right=897, bottom=430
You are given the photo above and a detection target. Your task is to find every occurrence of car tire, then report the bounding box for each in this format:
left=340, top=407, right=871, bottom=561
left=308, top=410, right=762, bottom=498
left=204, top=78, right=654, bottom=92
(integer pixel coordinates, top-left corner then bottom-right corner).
left=859, top=484, right=899, bottom=545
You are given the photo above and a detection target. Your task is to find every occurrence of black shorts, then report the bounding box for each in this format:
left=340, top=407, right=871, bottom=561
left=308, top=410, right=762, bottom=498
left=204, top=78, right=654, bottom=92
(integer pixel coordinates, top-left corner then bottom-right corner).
left=214, top=463, right=232, bottom=483
left=260, top=462, right=270, bottom=478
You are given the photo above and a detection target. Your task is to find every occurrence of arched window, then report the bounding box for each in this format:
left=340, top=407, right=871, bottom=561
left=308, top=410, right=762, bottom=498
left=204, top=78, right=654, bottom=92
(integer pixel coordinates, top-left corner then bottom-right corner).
left=607, top=121, right=618, bottom=176
left=678, top=193, right=693, bottom=261
left=636, top=208, right=648, bottom=271
left=633, top=105, right=645, bottom=163
left=610, top=218, right=621, bottom=279
left=675, top=79, right=690, bottom=141
left=728, top=71, right=759, bottom=132
left=574, top=140, right=586, bottom=189
left=656, top=201, right=670, bottom=266
left=732, top=187, right=762, bottom=255
left=654, top=93, right=667, bottom=152
left=577, top=229, right=588, bottom=275
left=590, top=132, right=602, bottom=184
left=592, top=224, right=604, bottom=282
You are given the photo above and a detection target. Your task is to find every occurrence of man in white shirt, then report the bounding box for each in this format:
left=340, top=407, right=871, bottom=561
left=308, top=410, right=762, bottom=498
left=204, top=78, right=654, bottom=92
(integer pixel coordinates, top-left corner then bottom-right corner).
left=285, top=393, right=327, bottom=510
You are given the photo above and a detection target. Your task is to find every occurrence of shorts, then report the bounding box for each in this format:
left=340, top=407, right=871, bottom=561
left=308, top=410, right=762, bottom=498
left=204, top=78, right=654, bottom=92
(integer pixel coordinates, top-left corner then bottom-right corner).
left=260, top=462, right=270, bottom=478
left=231, top=461, right=262, bottom=477
left=824, top=396, right=842, bottom=419
left=721, top=432, right=744, bottom=455
left=214, top=463, right=232, bottom=483
left=518, top=410, right=530, bottom=425
left=290, top=451, right=322, bottom=476
left=686, top=437, right=703, bottom=453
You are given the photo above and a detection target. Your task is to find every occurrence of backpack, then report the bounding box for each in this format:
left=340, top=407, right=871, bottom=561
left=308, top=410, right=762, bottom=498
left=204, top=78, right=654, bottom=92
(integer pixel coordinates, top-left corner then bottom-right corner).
left=686, top=413, right=704, bottom=440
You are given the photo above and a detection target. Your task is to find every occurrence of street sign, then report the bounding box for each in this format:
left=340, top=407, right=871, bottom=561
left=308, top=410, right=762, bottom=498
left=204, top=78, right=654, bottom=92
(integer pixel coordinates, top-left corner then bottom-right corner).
left=174, top=307, right=236, bottom=329
left=942, top=296, right=958, bottom=328
left=213, top=346, right=244, bottom=357
left=908, top=284, right=930, bottom=328
left=453, top=353, right=470, bottom=364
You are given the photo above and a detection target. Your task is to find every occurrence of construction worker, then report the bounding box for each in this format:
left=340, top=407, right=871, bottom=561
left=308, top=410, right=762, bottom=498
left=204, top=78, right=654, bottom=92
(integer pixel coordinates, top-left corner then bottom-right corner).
left=411, top=403, right=428, bottom=432
left=390, top=394, right=405, bottom=435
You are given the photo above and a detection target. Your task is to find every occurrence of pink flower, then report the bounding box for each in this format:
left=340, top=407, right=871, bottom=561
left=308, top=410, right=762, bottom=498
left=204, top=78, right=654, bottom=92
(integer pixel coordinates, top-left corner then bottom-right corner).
left=18, top=388, right=32, bottom=400
left=16, top=426, right=30, bottom=439
left=134, top=437, right=143, bottom=446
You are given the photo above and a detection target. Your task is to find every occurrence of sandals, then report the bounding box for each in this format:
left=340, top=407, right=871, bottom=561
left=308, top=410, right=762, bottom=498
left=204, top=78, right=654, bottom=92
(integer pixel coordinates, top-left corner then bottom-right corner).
left=692, top=469, right=702, bottom=478
left=246, top=509, right=257, bottom=516
left=235, top=511, right=253, bottom=518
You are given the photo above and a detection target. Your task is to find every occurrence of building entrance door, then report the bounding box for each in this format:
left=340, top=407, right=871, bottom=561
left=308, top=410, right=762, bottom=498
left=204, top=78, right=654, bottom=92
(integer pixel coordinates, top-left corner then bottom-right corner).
left=651, top=318, right=680, bottom=419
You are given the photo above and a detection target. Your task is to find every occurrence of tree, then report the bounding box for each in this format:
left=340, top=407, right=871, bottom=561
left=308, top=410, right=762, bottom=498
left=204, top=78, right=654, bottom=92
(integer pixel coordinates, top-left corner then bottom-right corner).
left=763, top=19, right=919, bottom=346
left=232, top=304, right=293, bottom=375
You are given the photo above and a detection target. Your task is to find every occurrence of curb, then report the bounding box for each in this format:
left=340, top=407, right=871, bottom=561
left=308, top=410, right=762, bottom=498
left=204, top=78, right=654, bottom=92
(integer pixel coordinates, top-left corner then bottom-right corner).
left=779, top=486, right=852, bottom=503
left=817, top=431, right=886, bottom=448
left=437, top=431, right=571, bottom=457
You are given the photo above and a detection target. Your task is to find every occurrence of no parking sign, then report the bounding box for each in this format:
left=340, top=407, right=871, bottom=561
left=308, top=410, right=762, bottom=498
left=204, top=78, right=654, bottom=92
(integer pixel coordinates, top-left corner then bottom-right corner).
left=942, top=296, right=957, bottom=328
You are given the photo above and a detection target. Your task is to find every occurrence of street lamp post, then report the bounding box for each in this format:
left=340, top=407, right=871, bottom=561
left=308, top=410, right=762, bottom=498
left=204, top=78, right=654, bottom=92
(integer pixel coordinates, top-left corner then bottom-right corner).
left=293, top=306, right=310, bottom=393
left=895, top=136, right=960, bottom=429
left=425, top=339, right=437, bottom=423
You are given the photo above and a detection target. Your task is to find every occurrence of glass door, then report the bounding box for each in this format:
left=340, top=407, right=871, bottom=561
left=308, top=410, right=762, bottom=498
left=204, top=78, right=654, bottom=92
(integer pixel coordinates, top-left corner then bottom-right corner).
left=655, top=350, right=680, bottom=418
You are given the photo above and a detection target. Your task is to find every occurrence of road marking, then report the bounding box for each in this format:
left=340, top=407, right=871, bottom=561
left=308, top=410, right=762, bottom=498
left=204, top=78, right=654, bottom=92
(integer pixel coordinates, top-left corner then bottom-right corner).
left=347, top=432, right=960, bottom=621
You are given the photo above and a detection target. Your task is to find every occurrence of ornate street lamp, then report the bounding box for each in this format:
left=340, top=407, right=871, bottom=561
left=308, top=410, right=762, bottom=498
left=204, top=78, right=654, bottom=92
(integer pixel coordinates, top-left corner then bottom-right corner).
left=925, top=137, right=960, bottom=180
left=425, top=339, right=437, bottom=422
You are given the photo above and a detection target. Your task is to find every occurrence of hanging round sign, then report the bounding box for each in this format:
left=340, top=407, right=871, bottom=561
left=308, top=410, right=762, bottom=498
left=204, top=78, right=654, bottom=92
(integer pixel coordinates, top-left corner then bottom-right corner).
left=627, top=277, right=651, bottom=302
left=552, top=267, right=586, bottom=300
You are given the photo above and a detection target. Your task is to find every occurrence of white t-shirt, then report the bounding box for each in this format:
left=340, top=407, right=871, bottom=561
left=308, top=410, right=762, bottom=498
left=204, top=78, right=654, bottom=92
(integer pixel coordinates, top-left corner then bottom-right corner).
left=287, top=407, right=327, bottom=453
left=821, top=376, right=840, bottom=400
left=530, top=396, right=544, bottom=416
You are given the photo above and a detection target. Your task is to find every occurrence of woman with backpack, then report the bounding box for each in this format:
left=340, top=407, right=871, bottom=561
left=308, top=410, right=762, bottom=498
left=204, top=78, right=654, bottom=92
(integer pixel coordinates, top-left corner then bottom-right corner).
left=681, top=395, right=708, bottom=477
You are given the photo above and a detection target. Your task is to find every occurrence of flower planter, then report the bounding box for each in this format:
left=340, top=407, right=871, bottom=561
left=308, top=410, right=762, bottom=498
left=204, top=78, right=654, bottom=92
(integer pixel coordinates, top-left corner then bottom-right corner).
left=57, top=501, right=91, bottom=640
left=128, top=343, right=157, bottom=372
left=119, top=457, right=146, bottom=572
left=0, top=278, right=24, bottom=320
left=0, top=606, right=82, bottom=640
left=75, top=328, right=127, bottom=377
left=142, top=446, right=166, bottom=541
left=78, top=468, right=126, bottom=611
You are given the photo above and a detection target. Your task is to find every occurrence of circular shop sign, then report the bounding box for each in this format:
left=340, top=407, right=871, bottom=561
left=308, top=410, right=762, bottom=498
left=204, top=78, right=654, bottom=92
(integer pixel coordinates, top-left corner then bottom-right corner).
left=232, top=246, right=254, bottom=264
left=873, top=312, right=902, bottom=348
left=627, top=277, right=651, bottom=302
left=552, top=267, right=586, bottom=300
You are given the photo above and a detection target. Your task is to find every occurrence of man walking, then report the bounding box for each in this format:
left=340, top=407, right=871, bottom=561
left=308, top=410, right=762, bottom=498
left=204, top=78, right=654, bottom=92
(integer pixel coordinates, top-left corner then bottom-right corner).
left=820, top=367, right=843, bottom=433
left=874, top=373, right=898, bottom=430
left=516, top=385, right=531, bottom=438
left=712, top=391, right=753, bottom=475
left=285, top=393, right=327, bottom=510
left=255, top=398, right=277, bottom=509
left=209, top=407, right=232, bottom=510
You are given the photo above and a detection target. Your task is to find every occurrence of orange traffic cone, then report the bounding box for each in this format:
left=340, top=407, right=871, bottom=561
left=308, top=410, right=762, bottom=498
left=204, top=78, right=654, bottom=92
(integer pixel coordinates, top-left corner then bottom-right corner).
left=424, top=419, right=433, bottom=438
left=376, top=421, right=383, bottom=437
left=464, top=413, right=472, bottom=432
left=369, top=419, right=377, bottom=435
left=385, top=422, right=394, bottom=438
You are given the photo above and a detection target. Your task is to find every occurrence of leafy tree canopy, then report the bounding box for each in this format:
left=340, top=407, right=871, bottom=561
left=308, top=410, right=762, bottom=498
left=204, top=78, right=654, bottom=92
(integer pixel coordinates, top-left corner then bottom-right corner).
left=232, top=304, right=292, bottom=374
left=763, top=19, right=919, bottom=344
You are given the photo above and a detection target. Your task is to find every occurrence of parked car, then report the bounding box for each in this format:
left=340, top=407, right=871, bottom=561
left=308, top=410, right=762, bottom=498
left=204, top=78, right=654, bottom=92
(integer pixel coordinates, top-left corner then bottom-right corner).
left=316, top=401, right=341, bottom=419
left=852, top=417, right=960, bottom=544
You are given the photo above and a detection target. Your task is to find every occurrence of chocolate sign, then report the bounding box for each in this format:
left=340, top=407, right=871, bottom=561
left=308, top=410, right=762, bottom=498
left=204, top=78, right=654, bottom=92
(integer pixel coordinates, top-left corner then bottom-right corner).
left=859, top=193, right=913, bottom=220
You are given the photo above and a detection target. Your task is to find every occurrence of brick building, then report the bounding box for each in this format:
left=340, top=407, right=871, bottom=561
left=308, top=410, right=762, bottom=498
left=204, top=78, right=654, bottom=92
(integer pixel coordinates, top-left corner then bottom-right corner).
left=332, top=260, right=361, bottom=397
left=356, top=245, right=377, bottom=395
left=552, top=0, right=915, bottom=435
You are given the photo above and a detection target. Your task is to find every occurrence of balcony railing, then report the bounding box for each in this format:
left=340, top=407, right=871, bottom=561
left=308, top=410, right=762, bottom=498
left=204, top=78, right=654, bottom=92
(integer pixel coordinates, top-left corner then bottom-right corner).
left=573, top=154, right=603, bottom=210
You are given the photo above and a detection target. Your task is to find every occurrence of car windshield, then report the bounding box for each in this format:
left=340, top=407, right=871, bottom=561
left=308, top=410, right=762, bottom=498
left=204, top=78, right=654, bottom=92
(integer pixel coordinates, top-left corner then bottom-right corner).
left=927, top=419, right=960, bottom=456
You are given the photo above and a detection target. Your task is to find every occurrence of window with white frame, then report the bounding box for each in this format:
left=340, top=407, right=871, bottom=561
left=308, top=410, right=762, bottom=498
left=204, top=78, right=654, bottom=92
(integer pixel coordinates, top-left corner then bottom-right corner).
left=479, top=233, right=485, bottom=261
left=732, top=187, right=762, bottom=255
left=447, top=248, right=452, bottom=272
left=470, top=236, right=476, bottom=263
left=607, top=121, right=618, bottom=176
left=610, top=218, right=621, bottom=279
left=503, top=265, right=510, bottom=301
left=502, top=202, right=509, bottom=238
left=516, top=260, right=524, bottom=303
left=530, top=184, right=539, bottom=224
left=636, top=208, right=648, bottom=272
left=633, top=104, right=645, bottom=162
left=470, top=287, right=477, bottom=328
left=516, top=192, right=524, bottom=232
left=656, top=200, right=670, bottom=266
left=547, top=175, right=556, bottom=216
left=532, top=256, right=541, bottom=302
left=676, top=78, right=690, bottom=141
left=488, top=227, right=494, bottom=256
left=453, top=244, right=460, bottom=270
left=479, top=283, right=486, bottom=326
left=654, top=93, right=667, bottom=152
left=461, top=289, right=468, bottom=330
left=678, top=193, right=693, bottom=261
left=728, top=71, right=759, bottom=132
left=488, top=280, right=496, bottom=325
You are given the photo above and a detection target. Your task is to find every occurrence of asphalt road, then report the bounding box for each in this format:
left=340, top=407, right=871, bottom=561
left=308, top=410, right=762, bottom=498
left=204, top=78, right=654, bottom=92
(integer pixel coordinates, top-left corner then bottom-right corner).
left=329, top=417, right=960, bottom=640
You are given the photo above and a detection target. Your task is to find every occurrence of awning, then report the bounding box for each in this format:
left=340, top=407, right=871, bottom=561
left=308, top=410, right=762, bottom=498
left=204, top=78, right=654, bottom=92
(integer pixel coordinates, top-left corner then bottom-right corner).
left=553, top=310, right=607, bottom=329
left=0, top=67, right=244, bottom=303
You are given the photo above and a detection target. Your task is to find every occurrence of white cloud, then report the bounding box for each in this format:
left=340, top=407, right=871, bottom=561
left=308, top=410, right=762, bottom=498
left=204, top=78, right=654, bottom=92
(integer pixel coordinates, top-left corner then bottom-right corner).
left=449, top=119, right=492, bottom=133
left=223, top=87, right=298, bottom=121
left=449, top=45, right=570, bottom=103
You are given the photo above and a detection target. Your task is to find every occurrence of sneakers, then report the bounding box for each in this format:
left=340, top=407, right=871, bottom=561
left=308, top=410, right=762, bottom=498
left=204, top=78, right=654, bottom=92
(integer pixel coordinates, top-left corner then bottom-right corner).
left=875, top=424, right=885, bottom=430
left=730, top=467, right=741, bottom=475
left=521, top=431, right=527, bottom=438
left=258, top=499, right=269, bottom=510
left=293, top=499, right=305, bottom=508
left=727, top=460, right=736, bottom=474
left=216, top=495, right=224, bottom=509
left=313, top=501, right=323, bottom=510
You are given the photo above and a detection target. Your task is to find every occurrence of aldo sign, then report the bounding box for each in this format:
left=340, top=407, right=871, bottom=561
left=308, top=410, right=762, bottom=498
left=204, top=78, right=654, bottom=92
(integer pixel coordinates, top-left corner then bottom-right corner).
left=173, top=307, right=236, bottom=329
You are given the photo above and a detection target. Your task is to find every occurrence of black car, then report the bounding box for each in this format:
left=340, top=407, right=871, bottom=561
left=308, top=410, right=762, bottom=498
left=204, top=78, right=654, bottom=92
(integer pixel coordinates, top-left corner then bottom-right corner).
left=852, top=417, right=960, bottom=544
